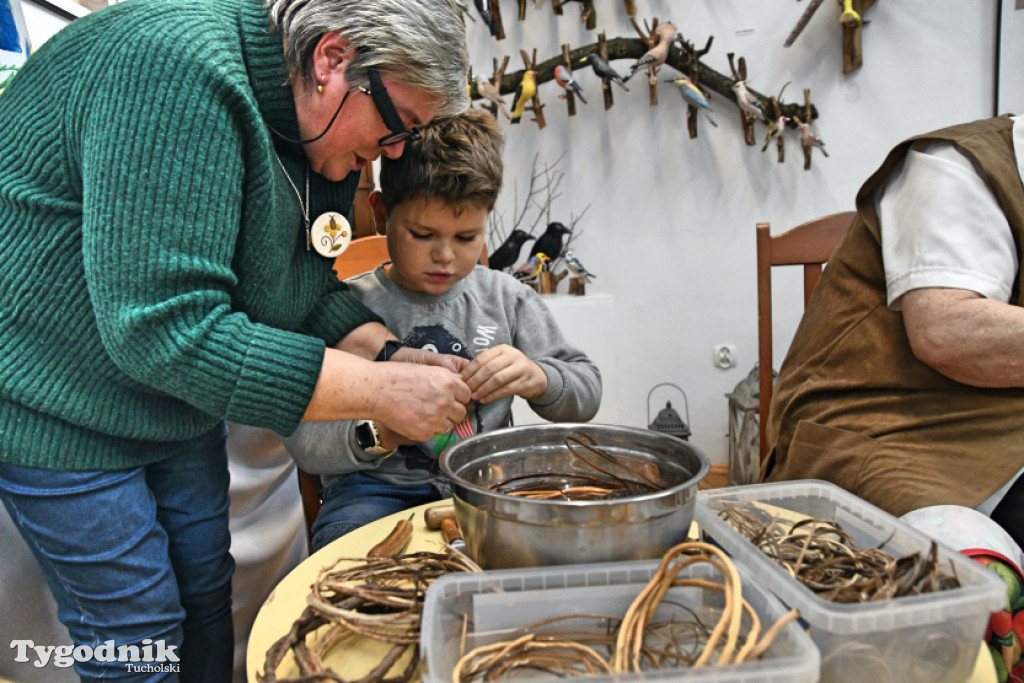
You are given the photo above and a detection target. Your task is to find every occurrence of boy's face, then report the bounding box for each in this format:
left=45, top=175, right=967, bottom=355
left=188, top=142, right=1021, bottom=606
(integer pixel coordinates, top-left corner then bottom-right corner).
left=380, top=196, right=487, bottom=295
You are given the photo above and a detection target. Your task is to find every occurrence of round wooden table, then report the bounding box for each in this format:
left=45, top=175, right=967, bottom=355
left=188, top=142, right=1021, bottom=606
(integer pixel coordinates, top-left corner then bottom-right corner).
left=247, top=502, right=997, bottom=683
left=246, top=501, right=446, bottom=682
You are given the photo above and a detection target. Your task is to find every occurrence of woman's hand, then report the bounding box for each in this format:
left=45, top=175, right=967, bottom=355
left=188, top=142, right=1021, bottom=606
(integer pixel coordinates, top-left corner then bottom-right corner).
left=460, top=344, right=547, bottom=404
left=371, top=362, right=471, bottom=442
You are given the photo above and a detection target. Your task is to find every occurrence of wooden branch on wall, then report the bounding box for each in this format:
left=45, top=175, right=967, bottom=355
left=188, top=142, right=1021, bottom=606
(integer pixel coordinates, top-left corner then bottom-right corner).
left=472, top=35, right=818, bottom=128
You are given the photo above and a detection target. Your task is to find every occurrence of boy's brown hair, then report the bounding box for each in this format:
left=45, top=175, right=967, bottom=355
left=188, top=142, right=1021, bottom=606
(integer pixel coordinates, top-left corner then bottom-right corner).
left=377, top=108, right=504, bottom=216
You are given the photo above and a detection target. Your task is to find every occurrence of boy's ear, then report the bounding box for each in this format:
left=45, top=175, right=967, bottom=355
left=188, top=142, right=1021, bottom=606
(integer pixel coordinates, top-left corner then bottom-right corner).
left=368, top=190, right=387, bottom=235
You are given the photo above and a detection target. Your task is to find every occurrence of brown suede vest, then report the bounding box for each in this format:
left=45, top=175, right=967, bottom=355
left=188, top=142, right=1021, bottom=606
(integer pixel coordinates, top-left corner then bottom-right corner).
left=764, top=116, right=1024, bottom=515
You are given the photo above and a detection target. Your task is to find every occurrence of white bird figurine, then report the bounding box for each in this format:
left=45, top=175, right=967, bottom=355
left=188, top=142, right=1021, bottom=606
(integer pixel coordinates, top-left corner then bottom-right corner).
left=730, top=80, right=769, bottom=124
left=563, top=250, right=595, bottom=283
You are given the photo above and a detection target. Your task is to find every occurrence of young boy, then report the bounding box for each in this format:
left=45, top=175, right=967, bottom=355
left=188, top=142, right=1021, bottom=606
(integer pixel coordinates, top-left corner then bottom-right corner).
left=284, top=109, right=602, bottom=551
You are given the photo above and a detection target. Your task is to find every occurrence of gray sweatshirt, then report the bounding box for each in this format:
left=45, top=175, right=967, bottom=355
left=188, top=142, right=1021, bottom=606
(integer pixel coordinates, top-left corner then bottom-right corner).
left=284, top=265, right=602, bottom=488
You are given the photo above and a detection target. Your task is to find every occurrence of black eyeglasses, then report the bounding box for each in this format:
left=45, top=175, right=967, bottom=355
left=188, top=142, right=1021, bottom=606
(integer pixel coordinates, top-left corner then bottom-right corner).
left=361, top=68, right=422, bottom=147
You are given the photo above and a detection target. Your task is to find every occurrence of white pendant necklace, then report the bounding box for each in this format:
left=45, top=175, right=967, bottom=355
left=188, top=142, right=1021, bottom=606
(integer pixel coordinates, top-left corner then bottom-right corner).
left=274, top=155, right=351, bottom=258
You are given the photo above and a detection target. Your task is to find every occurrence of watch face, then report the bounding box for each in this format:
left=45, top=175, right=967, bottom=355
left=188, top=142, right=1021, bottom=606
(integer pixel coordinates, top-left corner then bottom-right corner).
left=355, top=421, right=376, bottom=449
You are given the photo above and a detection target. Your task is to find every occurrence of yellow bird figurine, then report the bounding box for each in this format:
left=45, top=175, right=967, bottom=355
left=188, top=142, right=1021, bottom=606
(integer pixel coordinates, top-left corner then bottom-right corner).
left=510, top=69, right=537, bottom=124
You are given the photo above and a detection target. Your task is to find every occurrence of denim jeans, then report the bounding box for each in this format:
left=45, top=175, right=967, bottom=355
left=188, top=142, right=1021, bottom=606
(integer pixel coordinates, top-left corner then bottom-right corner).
left=311, top=472, right=444, bottom=552
left=0, top=425, right=234, bottom=682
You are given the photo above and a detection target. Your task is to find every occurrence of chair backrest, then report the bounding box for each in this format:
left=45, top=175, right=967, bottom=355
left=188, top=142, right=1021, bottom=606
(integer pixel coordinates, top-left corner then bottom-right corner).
left=756, top=211, right=856, bottom=465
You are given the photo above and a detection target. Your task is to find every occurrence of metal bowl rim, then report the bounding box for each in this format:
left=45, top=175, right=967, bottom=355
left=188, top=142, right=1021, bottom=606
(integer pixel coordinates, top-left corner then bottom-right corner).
left=440, top=423, right=711, bottom=508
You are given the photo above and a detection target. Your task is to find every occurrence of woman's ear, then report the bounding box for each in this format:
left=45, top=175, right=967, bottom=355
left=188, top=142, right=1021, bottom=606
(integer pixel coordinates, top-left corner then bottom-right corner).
left=368, top=190, right=387, bottom=235
left=312, top=32, right=356, bottom=86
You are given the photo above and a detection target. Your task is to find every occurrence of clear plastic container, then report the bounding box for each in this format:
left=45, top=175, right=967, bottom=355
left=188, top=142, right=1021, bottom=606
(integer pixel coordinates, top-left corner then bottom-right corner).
left=696, top=480, right=1006, bottom=683
left=420, top=558, right=819, bottom=683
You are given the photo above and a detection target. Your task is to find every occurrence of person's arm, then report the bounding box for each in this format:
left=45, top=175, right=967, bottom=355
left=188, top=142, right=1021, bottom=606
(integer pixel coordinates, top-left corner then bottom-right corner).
left=902, top=287, right=1024, bottom=387
left=461, top=285, right=602, bottom=422
left=302, top=348, right=469, bottom=442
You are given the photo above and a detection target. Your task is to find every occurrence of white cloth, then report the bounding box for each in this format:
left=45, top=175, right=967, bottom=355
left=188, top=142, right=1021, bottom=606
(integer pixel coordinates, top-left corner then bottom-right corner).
left=226, top=424, right=307, bottom=683
left=876, top=118, right=1024, bottom=310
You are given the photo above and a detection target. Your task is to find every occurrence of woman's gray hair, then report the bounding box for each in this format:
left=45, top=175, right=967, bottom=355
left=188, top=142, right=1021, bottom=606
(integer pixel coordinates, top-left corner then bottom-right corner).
left=266, top=0, right=470, bottom=118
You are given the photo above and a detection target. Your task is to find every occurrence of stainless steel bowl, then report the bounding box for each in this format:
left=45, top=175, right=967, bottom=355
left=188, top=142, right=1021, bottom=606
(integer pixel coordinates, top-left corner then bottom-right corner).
left=439, top=423, right=710, bottom=569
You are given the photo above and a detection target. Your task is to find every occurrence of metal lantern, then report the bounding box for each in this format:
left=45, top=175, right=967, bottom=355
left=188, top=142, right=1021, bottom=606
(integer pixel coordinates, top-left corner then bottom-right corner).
left=647, top=383, right=691, bottom=441
left=725, top=364, right=773, bottom=486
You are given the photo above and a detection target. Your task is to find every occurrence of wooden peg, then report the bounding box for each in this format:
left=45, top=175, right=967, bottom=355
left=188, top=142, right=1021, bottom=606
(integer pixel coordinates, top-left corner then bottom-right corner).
left=560, top=44, right=578, bottom=117
left=597, top=32, right=614, bottom=111
left=727, top=52, right=756, bottom=145
left=840, top=0, right=876, bottom=74
left=519, top=48, right=546, bottom=130
left=623, top=0, right=637, bottom=16
left=630, top=16, right=661, bottom=106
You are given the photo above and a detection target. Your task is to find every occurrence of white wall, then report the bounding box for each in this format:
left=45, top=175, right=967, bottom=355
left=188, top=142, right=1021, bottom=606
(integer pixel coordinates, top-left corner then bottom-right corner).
left=468, top=1, right=999, bottom=466
left=18, top=1, right=1001, bottom=468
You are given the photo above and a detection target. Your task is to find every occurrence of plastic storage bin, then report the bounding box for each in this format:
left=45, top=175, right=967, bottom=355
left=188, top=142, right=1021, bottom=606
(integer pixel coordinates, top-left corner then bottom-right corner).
left=695, top=480, right=1006, bottom=683
left=421, top=558, right=819, bottom=683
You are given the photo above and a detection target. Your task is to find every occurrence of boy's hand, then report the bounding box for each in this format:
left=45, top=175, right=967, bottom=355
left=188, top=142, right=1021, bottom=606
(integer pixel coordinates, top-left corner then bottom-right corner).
left=391, top=347, right=470, bottom=374
left=461, top=344, right=547, bottom=404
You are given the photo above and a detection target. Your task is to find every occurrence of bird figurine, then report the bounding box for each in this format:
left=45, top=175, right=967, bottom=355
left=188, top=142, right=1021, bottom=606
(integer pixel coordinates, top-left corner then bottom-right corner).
left=514, top=253, right=550, bottom=281
left=730, top=80, right=770, bottom=124
left=488, top=230, right=535, bottom=271
left=670, top=75, right=718, bottom=128
left=531, top=222, right=572, bottom=261
left=474, top=75, right=509, bottom=120
left=624, top=22, right=677, bottom=83
left=510, top=69, right=537, bottom=124
left=761, top=115, right=788, bottom=152
left=581, top=52, right=629, bottom=92
left=553, top=65, right=588, bottom=105
left=798, top=120, right=829, bottom=157
left=474, top=0, right=501, bottom=36
left=562, top=250, right=595, bottom=283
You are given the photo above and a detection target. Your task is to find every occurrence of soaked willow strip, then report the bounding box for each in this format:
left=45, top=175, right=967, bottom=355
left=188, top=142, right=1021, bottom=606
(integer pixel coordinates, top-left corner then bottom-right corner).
left=489, top=435, right=664, bottom=501
left=259, top=548, right=481, bottom=683
left=718, top=502, right=960, bottom=602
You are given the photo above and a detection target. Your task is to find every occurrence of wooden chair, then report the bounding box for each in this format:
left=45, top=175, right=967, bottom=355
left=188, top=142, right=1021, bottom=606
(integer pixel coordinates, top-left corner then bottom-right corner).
left=756, top=211, right=856, bottom=465
left=297, top=235, right=392, bottom=551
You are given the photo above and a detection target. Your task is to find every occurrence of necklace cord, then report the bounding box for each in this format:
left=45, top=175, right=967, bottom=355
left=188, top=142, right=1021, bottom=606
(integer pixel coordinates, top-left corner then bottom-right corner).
left=266, top=88, right=353, bottom=145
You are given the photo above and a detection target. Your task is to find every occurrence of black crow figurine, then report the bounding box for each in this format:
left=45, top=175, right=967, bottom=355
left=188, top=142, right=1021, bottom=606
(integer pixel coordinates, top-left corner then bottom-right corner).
left=488, top=230, right=535, bottom=271
left=531, top=222, right=572, bottom=261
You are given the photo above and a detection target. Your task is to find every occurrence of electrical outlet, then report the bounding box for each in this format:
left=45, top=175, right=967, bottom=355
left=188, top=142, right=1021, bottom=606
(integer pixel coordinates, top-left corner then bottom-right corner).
left=713, top=344, right=738, bottom=369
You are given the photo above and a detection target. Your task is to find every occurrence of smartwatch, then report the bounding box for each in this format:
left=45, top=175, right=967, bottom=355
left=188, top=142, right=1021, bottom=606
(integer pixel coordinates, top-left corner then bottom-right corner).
left=375, top=339, right=406, bottom=362
left=355, top=420, right=396, bottom=456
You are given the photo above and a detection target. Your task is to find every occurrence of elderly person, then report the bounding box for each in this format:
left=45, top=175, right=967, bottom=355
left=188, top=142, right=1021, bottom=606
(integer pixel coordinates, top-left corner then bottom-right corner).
left=0, top=0, right=471, bottom=679
left=764, top=115, right=1024, bottom=552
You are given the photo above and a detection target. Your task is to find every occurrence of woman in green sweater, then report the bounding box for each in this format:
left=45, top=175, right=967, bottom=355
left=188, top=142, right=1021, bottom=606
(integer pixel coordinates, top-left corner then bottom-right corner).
left=0, top=0, right=471, bottom=679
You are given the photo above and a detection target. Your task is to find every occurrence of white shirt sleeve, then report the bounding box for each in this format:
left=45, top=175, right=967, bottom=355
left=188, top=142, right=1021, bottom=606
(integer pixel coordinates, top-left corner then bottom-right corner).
left=876, top=139, right=1018, bottom=310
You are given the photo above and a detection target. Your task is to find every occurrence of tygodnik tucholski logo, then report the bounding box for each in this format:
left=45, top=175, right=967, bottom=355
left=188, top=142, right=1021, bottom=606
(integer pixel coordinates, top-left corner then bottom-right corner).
left=9, top=639, right=180, bottom=672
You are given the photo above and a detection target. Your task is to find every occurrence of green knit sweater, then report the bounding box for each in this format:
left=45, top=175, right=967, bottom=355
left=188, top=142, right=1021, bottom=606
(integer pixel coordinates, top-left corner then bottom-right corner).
left=0, top=0, right=380, bottom=470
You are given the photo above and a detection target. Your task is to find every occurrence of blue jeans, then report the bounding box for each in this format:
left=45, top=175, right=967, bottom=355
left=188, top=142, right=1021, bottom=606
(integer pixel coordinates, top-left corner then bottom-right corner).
left=0, top=425, right=234, bottom=682
left=311, top=472, right=444, bottom=552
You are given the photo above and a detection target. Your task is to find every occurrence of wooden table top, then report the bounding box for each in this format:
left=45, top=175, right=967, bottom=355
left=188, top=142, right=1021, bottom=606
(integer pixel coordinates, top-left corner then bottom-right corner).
left=247, top=501, right=997, bottom=683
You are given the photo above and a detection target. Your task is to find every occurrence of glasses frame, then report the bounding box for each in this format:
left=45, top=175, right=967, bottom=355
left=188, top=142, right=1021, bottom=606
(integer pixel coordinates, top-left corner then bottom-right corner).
left=362, top=68, right=422, bottom=147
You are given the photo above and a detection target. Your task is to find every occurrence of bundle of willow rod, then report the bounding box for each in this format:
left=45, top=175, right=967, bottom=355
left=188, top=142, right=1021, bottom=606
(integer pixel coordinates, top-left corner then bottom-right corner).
left=489, top=435, right=663, bottom=501
left=452, top=542, right=800, bottom=682
left=259, top=549, right=480, bottom=683
left=718, top=503, right=960, bottom=602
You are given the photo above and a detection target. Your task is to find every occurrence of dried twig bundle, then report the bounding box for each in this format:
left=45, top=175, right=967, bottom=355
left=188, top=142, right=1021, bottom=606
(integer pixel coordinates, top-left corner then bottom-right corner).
left=259, top=548, right=481, bottom=683
left=718, top=503, right=960, bottom=602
